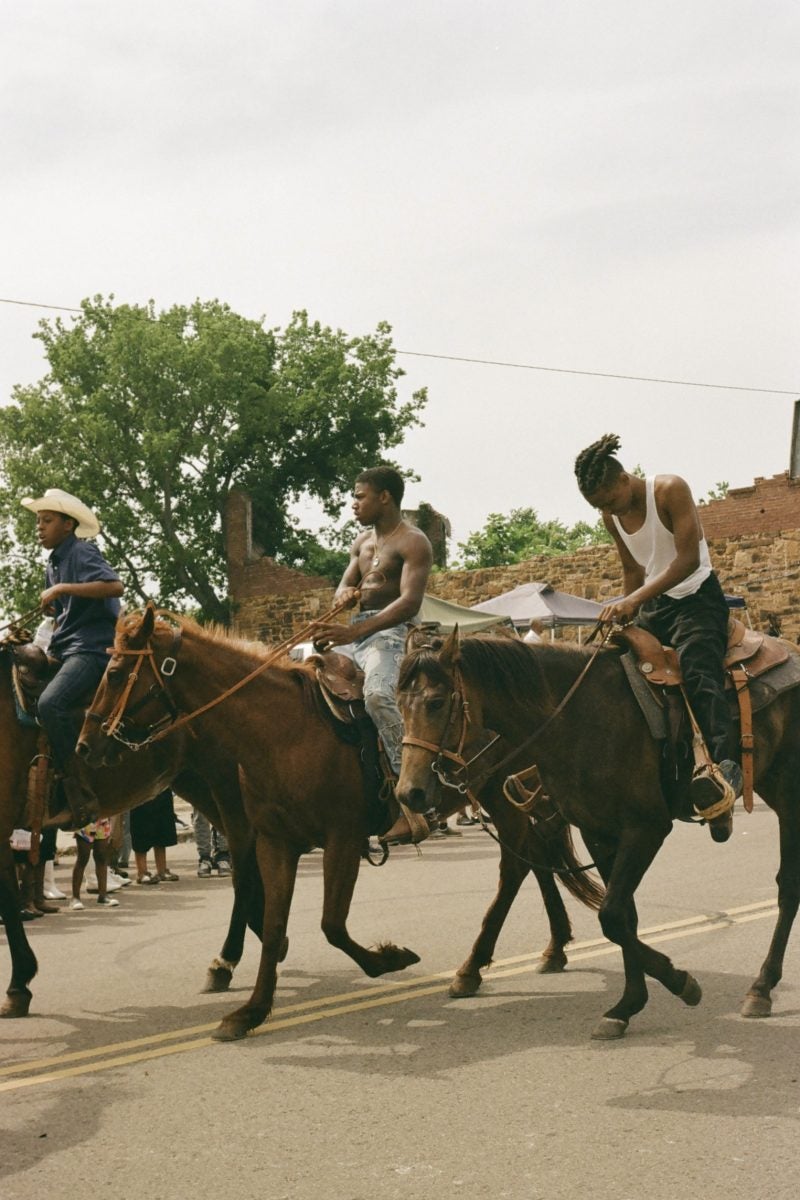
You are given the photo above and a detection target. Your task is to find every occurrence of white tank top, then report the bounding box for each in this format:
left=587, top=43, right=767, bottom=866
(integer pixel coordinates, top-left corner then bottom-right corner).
left=612, top=476, right=712, bottom=599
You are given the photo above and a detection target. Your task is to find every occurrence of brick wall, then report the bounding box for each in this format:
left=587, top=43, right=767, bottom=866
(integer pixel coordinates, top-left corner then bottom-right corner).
left=230, top=530, right=800, bottom=644
left=699, top=472, right=800, bottom=538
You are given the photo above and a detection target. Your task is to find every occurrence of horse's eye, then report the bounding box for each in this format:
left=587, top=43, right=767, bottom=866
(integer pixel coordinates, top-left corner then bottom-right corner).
left=426, top=696, right=446, bottom=713
left=107, top=667, right=124, bottom=684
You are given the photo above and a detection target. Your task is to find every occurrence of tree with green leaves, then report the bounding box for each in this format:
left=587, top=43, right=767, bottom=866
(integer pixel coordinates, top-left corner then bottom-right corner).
left=456, top=506, right=610, bottom=569
left=0, top=297, right=425, bottom=623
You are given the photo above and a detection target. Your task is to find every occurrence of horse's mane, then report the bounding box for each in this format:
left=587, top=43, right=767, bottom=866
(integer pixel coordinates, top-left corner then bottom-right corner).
left=400, top=633, right=593, bottom=718
left=114, top=608, right=323, bottom=710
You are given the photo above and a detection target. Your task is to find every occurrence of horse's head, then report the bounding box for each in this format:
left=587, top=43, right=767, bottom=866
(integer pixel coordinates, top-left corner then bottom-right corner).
left=77, top=603, right=178, bottom=766
left=396, top=627, right=478, bottom=815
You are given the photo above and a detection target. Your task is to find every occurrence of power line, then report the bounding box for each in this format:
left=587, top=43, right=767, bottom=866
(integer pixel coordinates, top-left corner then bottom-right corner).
left=1, top=295, right=797, bottom=397
left=395, top=349, right=799, bottom=397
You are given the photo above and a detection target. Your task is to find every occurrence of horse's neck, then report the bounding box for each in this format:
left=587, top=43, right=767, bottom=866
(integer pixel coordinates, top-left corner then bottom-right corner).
left=167, top=629, right=307, bottom=754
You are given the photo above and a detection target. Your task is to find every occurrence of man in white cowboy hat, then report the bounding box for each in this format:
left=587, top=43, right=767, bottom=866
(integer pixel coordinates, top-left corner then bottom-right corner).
left=21, top=488, right=124, bottom=826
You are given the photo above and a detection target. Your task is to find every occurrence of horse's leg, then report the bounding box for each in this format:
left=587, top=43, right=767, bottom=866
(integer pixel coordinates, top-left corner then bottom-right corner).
left=449, top=817, right=573, bottom=997
left=742, top=788, right=800, bottom=1018
left=213, top=831, right=299, bottom=1041
left=584, top=824, right=683, bottom=1040
left=320, top=832, right=421, bottom=976
left=0, top=847, right=38, bottom=1018
left=449, top=845, right=531, bottom=997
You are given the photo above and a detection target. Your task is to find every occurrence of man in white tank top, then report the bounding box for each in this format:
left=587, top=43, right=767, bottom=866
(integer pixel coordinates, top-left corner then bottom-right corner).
left=574, top=434, right=741, bottom=842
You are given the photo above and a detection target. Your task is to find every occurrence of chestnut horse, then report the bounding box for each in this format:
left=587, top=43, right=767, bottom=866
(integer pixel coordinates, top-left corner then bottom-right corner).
left=77, top=606, right=604, bottom=1041
left=0, top=636, right=261, bottom=1019
left=396, top=631, right=800, bottom=1039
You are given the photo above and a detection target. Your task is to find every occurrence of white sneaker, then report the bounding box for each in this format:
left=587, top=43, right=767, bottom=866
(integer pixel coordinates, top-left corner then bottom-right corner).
left=86, top=874, right=122, bottom=893
left=69, top=898, right=84, bottom=911
left=43, top=884, right=67, bottom=900
left=97, top=895, right=120, bottom=907
left=108, top=870, right=130, bottom=888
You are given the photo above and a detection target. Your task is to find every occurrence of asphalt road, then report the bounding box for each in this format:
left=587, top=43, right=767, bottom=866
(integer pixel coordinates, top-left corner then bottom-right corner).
left=2, top=804, right=799, bottom=1200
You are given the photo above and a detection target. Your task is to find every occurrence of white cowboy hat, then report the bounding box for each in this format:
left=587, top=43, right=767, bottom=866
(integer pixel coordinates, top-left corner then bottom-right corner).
left=21, top=488, right=101, bottom=539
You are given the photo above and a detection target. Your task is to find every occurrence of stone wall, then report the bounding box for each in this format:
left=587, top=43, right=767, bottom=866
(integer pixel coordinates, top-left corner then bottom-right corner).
left=230, top=530, right=800, bottom=644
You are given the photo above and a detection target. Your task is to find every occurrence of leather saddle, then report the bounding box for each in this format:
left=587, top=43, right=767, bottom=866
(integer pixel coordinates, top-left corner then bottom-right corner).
left=311, top=650, right=365, bottom=723
left=613, top=617, right=789, bottom=816
left=308, top=651, right=396, bottom=838
left=613, top=617, right=789, bottom=687
left=10, top=642, right=59, bottom=722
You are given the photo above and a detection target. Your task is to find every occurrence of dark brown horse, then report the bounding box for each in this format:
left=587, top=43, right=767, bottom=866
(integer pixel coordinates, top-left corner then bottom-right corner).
left=77, top=606, right=604, bottom=1041
left=0, top=637, right=262, bottom=1019
left=396, top=631, right=800, bottom=1039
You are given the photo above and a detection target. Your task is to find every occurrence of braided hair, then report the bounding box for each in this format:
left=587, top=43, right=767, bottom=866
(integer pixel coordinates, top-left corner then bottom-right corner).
left=574, top=434, right=624, bottom=496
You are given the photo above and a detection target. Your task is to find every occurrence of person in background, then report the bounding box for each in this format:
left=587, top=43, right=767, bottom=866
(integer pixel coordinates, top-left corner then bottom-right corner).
left=131, top=788, right=179, bottom=885
left=70, top=818, right=119, bottom=910
left=193, top=809, right=232, bottom=877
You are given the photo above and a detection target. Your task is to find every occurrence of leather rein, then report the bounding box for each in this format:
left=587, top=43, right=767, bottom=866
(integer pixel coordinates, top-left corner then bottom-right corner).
left=86, top=594, right=360, bottom=751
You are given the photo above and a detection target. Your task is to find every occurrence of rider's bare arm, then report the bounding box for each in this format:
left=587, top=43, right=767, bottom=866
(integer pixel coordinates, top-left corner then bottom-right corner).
left=333, top=533, right=370, bottom=607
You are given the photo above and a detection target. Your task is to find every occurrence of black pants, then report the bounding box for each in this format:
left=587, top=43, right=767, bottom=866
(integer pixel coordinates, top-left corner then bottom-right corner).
left=637, top=572, right=734, bottom=763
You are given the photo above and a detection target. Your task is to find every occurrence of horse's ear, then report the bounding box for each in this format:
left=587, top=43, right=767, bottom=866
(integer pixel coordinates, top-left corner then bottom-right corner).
left=439, top=625, right=461, bottom=668
left=135, top=603, right=156, bottom=644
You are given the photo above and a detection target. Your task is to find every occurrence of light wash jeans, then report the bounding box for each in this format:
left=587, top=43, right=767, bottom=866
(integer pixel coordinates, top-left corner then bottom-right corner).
left=346, top=613, right=412, bottom=776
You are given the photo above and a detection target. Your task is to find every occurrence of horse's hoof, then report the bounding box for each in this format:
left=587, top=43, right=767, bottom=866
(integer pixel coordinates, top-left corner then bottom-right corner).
left=448, top=974, right=481, bottom=998
left=0, top=991, right=32, bottom=1019
left=680, top=973, right=702, bottom=1007
left=389, top=947, right=420, bottom=972
left=278, top=936, right=289, bottom=963
left=591, top=1017, right=628, bottom=1041
left=741, top=994, right=772, bottom=1019
left=535, top=954, right=567, bottom=975
left=211, top=1020, right=250, bottom=1042
left=203, top=967, right=233, bottom=993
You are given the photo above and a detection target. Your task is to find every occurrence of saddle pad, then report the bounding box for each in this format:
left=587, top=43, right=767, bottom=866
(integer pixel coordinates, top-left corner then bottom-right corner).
left=619, top=652, right=668, bottom=740
left=741, top=649, right=800, bottom=715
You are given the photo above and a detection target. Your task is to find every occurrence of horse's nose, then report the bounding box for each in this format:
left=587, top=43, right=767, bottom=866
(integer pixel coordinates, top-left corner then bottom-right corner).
left=399, top=786, right=428, bottom=813
left=75, top=739, right=90, bottom=759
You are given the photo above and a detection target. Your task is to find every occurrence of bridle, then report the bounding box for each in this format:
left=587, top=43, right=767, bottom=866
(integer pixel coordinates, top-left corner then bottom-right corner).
left=401, top=660, right=501, bottom=813
left=84, top=626, right=183, bottom=750
left=401, top=627, right=614, bottom=810
left=86, top=592, right=361, bottom=751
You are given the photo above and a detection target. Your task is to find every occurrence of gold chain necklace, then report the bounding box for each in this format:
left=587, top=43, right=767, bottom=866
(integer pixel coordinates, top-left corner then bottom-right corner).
left=370, top=519, right=404, bottom=568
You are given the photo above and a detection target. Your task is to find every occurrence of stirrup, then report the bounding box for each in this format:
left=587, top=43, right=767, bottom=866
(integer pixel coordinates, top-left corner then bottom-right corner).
left=690, top=764, right=735, bottom=822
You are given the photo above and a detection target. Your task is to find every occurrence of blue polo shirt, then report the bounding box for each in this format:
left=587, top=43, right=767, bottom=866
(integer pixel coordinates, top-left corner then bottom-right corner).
left=46, top=533, right=121, bottom=660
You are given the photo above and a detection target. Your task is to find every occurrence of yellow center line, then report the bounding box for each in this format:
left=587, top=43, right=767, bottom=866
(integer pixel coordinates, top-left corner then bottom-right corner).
left=0, top=900, right=779, bottom=1093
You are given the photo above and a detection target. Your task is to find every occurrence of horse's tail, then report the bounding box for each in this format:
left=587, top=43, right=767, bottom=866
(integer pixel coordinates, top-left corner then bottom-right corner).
left=538, top=823, right=605, bottom=910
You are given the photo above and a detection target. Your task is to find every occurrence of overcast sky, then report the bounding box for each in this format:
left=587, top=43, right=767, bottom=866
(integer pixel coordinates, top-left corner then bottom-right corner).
left=2, top=0, right=798, bottom=553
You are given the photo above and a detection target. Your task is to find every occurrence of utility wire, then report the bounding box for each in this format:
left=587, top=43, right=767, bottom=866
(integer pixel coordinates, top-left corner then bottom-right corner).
left=1, top=295, right=797, bottom=397
left=395, top=349, right=799, bottom=397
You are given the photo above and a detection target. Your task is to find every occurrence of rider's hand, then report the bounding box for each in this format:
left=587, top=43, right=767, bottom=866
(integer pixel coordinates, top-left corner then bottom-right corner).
left=599, top=595, right=640, bottom=625
left=335, top=587, right=360, bottom=609
left=312, top=623, right=353, bottom=652
left=40, top=584, right=63, bottom=614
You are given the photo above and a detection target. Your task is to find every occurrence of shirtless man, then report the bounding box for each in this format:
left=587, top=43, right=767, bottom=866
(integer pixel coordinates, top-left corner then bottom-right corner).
left=312, top=466, right=433, bottom=841
left=574, top=434, right=741, bottom=842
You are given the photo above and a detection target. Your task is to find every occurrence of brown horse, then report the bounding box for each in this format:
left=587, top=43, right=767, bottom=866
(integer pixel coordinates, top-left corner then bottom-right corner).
left=396, top=631, right=800, bottom=1039
left=77, top=606, right=604, bottom=1041
left=0, top=637, right=262, bottom=1019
